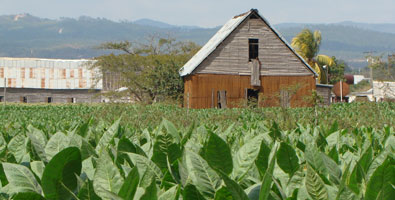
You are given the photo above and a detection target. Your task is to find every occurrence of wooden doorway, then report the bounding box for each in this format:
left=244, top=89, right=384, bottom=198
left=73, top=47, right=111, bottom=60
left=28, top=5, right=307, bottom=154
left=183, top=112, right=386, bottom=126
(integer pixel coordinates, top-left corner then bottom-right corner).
left=246, top=88, right=259, bottom=107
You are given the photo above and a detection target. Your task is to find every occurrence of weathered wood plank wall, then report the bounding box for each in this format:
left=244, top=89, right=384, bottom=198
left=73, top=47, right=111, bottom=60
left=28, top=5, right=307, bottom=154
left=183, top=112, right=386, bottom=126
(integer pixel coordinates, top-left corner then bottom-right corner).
left=184, top=74, right=315, bottom=108
left=194, top=18, right=312, bottom=76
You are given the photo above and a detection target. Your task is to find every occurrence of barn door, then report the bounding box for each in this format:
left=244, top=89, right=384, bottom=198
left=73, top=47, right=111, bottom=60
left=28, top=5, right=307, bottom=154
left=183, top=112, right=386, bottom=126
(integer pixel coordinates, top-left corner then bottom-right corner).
left=217, top=90, right=227, bottom=108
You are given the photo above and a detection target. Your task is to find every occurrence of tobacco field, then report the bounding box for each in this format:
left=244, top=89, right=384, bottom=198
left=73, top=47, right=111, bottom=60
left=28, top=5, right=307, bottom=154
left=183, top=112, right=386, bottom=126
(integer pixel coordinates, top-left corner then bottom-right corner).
left=0, top=103, right=394, bottom=199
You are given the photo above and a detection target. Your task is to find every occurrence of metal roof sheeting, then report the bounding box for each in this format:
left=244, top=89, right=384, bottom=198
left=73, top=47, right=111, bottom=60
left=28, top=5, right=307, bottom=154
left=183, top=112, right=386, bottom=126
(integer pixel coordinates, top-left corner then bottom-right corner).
left=179, top=9, right=317, bottom=77
left=0, top=57, right=101, bottom=90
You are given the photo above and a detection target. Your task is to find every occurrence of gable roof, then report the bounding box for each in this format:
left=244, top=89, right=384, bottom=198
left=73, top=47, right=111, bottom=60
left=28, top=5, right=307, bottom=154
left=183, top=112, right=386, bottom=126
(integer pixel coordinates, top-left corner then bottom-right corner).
left=179, top=9, right=317, bottom=77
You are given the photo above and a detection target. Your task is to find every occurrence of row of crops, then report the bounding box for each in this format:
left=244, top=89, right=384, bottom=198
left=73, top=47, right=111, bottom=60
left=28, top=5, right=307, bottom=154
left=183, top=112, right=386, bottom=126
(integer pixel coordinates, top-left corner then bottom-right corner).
left=0, top=103, right=394, bottom=199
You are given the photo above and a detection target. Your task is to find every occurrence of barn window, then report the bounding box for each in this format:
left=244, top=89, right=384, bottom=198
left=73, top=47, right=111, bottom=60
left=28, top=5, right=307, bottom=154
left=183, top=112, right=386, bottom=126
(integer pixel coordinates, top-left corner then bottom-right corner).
left=0, top=96, right=3, bottom=102
left=68, top=97, right=76, bottom=103
left=21, top=96, right=27, bottom=103
left=47, top=97, right=53, bottom=103
left=249, top=39, right=259, bottom=61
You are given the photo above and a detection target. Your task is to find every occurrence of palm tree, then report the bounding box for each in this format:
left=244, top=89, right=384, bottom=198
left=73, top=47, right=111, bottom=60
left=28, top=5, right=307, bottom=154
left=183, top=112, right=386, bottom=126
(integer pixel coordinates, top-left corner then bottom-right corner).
left=291, top=29, right=334, bottom=83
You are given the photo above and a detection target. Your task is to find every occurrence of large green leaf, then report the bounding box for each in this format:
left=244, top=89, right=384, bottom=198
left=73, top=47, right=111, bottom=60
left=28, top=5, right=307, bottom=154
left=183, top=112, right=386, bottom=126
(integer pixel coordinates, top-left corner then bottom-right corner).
left=201, top=131, right=233, bottom=175
left=258, top=147, right=276, bottom=200
left=276, top=142, right=299, bottom=176
left=68, top=133, right=96, bottom=160
left=305, top=164, right=328, bottom=200
left=93, top=150, right=123, bottom=199
left=7, top=134, right=30, bottom=163
left=95, top=118, right=121, bottom=154
left=233, top=135, right=262, bottom=182
left=44, top=132, right=69, bottom=161
left=218, top=170, right=249, bottom=200
left=182, top=184, right=206, bottom=200
left=30, top=161, right=45, bottom=180
left=349, top=147, right=373, bottom=194
left=185, top=149, right=221, bottom=199
left=127, top=153, right=163, bottom=188
left=2, top=163, right=42, bottom=195
left=41, top=147, right=82, bottom=200
left=27, top=125, right=48, bottom=162
left=162, top=118, right=181, bottom=143
left=255, top=140, right=270, bottom=177
left=140, top=178, right=158, bottom=200
left=118, top=167, right=139, bottom=200
left=158, top=185, right=180, bottom=200
left=214, top=186, right=233, bottom=200
left=0, top=134, right=5, bottom=155
left=365, top=157, right=395, bottom=200
left=151, top=133, right=181, bottom=170
left=77, top=179, right=100, bottom=200
left=12, top=192, right=45, bottom=200
left=336, top=164, right=356, bottom=200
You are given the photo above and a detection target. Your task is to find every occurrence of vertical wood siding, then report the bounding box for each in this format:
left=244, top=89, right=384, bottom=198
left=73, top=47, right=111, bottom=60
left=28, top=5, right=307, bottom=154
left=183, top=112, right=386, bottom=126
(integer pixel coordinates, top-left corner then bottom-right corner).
left=185, top=74, right=315, bottom=108
left=194, top=18, right=312, bottom=76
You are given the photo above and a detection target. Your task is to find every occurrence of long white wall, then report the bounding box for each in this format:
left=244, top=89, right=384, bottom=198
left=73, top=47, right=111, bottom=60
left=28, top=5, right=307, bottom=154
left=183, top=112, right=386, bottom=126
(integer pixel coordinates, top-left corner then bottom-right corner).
left=0, top=57, right=102, bottom=89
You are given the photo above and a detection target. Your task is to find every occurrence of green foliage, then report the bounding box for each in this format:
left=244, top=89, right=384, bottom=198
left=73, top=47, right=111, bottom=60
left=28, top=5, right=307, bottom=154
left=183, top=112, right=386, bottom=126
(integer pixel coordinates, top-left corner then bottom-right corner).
left=41, top=147, right=82, bottom=199
left=93, top=37, right=200, bottom=103
left=0, top=103, right=394, bottom=199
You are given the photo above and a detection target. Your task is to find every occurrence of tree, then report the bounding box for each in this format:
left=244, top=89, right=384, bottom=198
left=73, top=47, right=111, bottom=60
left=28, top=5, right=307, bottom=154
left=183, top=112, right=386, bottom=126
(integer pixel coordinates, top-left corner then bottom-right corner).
left=92, top=37, right=200, bottom=103
left=327, top=57, right=346, bottom=84
left=291, top=29, right=334, bottom=83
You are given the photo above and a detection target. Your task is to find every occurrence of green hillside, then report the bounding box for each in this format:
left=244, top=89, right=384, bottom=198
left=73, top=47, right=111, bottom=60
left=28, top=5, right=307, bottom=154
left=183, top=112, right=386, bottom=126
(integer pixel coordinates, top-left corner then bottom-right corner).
left=1, top=14, right=394, bottom=68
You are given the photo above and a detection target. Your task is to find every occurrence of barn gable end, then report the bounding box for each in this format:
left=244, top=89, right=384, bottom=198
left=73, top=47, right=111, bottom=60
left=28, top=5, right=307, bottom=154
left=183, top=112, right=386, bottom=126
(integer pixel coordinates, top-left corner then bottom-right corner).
left=179, top=9, right=316, bottom=77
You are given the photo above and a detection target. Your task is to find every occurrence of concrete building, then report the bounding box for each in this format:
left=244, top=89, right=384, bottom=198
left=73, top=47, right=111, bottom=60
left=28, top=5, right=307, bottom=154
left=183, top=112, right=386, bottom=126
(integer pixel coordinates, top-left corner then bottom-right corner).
left=0, top=57, right=102, bottom=103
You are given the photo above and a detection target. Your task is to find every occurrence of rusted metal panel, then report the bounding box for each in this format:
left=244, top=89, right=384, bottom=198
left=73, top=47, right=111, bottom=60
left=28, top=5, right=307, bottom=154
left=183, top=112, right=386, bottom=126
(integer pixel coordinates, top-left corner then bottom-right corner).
left=0, top=68, right=3, bottom=78
left=21, top=68, right=25, bottom=78
left=61, top=69, right=66, bottom=79
left=79, top=79, right=86, bottom=88
left=29, top=68, right=35, bottom=78
left=78, top=68, right=83, bottom=78
left=41, top=78, right=45, bottom=88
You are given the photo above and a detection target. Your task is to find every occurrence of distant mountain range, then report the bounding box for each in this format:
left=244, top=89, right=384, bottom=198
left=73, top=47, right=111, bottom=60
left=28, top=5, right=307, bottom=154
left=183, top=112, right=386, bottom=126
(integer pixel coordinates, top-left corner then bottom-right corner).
left=1, top=14, right=394, bottom=69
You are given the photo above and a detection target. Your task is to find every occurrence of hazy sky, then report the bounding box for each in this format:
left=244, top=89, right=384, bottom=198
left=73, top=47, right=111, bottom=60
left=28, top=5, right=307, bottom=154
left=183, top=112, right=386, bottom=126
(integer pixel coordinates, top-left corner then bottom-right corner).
left=1, top=0, right=394, bottom=27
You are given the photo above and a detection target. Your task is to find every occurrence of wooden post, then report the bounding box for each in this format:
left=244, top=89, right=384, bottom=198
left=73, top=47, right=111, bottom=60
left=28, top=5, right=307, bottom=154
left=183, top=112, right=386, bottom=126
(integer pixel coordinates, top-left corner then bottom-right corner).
left=340, top=81, right=343, bottom=102
left=3, top=78, right=6, bottom=107
left=211, top=89, right=214, bottom=108
left=187, top=92, right=190, bottom=114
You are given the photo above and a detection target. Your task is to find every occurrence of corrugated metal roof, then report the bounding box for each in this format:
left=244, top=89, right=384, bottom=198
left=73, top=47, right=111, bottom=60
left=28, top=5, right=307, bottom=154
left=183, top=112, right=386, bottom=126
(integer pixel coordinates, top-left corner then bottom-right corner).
left=0, top=57, right=101, bottom=90
left=179, top=9, right=317, bottom=77
left=316, top=84, right=333, bottom=88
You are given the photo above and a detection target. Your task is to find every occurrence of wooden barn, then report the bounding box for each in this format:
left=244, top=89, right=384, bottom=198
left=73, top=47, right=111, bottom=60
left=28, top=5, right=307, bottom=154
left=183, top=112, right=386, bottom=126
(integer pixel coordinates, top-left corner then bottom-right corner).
left=179, top=9, right=318, bottom=108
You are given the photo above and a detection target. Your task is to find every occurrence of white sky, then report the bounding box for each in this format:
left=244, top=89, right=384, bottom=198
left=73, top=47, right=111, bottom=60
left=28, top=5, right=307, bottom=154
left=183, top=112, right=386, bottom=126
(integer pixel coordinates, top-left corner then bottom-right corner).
left=1, top=0, right=394, bottom=27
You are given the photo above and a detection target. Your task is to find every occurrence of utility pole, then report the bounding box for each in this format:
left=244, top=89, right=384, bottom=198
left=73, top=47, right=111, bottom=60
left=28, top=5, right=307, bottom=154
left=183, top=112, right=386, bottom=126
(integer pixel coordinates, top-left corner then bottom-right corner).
left=363, top=51, right=376, bottom=88
left=3, top=77, right=6, bottom=108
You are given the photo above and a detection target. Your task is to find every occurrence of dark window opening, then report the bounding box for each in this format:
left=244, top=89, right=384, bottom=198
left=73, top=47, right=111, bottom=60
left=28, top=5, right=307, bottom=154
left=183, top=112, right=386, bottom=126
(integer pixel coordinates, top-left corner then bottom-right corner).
left=250, top=14, right=258, bottom=19
left=247, top=89, right=259, bottom=107
left=217, top=90, right=227, bottom=109
left=0, top=96, right=3, bottom=102
left=249, top=39, right=259, bottom=61
left=47, top=97, right=52, bottom=103
left=21, top=96, right=27, bottom=103
left=68, top=98, right=76, bottom=103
